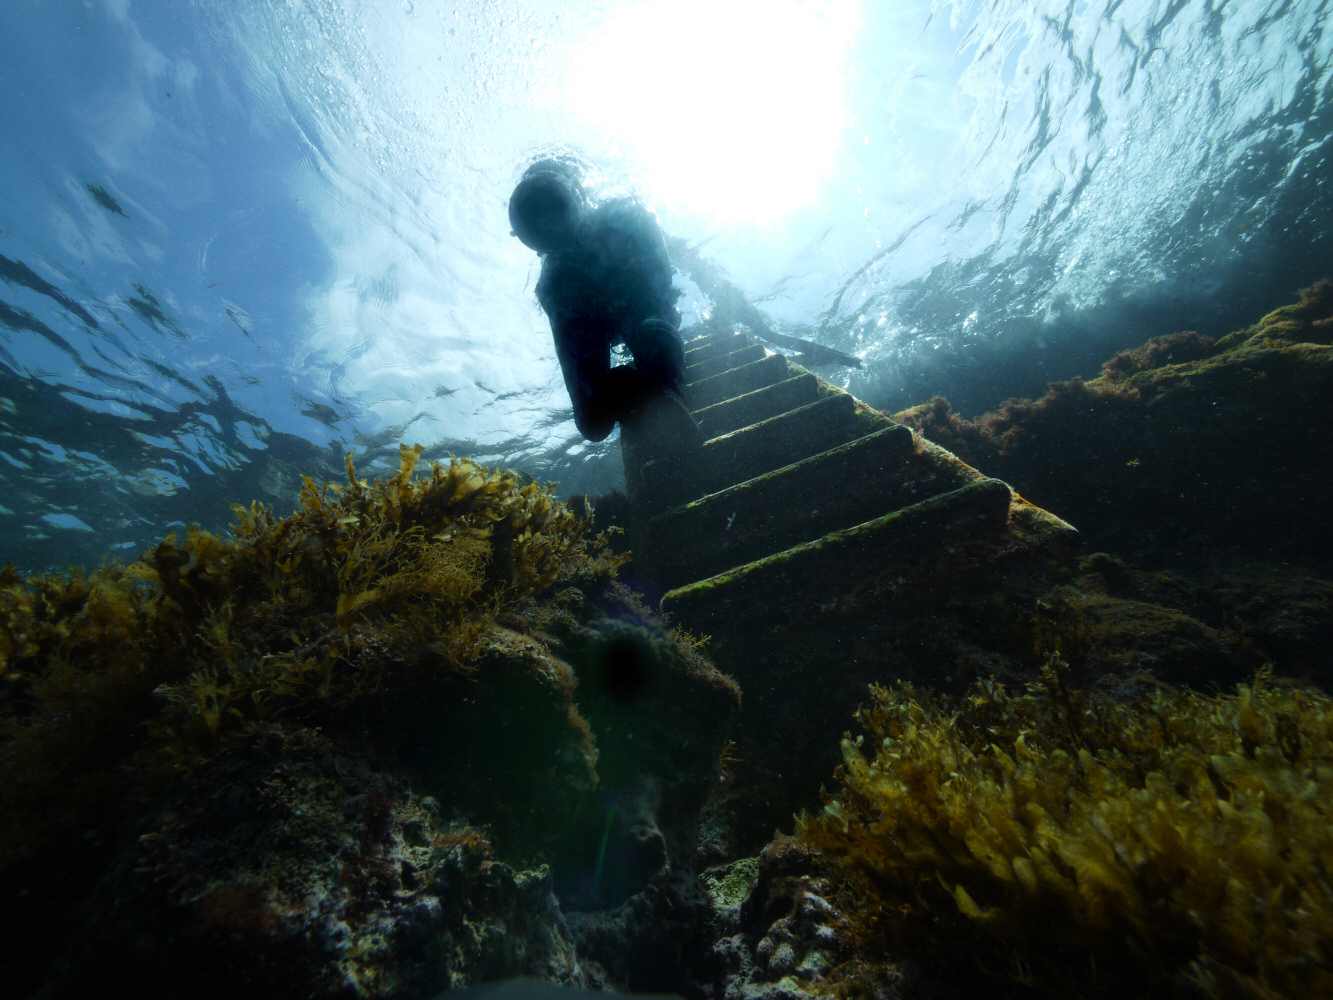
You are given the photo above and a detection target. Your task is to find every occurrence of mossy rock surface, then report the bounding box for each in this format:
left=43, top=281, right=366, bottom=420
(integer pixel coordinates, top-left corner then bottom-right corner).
left=894, top=281, right=1333, bottom=565
left=0, top=447, right=740, bottom=996
left=700, top=856, right=760, bottom=913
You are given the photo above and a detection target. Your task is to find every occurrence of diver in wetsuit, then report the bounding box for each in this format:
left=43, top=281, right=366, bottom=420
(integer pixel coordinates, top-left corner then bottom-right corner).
left=508, top=160, right=702, bottom=448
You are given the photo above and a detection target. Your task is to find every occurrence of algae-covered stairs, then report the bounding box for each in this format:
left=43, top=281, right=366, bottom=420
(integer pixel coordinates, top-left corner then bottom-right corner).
left=619, top=330, right=1080, bottom=640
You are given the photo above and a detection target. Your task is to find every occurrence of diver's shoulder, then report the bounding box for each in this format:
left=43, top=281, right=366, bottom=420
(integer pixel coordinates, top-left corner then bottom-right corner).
left=588, top=196, right=662, bottom=232
left=585, top=199, right=668, bottom=266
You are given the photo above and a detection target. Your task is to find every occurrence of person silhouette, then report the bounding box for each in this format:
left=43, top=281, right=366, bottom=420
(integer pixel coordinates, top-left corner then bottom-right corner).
left=509, top=160, right=702, bottom=450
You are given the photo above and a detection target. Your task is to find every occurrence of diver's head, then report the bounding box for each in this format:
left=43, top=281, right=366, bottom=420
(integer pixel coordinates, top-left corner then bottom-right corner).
left=509, top=160, right=586, bottom=253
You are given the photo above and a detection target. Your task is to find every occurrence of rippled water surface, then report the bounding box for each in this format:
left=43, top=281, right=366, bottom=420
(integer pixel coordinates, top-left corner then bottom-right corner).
left=1, top=0, right=1330, bottom=568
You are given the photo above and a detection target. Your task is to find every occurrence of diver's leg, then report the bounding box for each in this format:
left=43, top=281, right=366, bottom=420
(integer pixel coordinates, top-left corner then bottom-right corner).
left=622, top=318, right=688, bottom=402
left=620, top=317, right=702, bottom=451
left=555, top=321, right=618, bottom=441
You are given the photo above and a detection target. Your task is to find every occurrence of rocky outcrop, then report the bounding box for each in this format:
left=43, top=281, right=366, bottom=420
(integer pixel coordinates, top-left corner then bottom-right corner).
left=894, top=281, right=1333, bottom=566
left=2, top=524, right=738, bottom=998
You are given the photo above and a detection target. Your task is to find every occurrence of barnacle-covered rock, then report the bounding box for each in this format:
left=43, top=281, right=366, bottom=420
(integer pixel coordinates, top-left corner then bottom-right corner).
left=691, top=838, right=909, bottom=1000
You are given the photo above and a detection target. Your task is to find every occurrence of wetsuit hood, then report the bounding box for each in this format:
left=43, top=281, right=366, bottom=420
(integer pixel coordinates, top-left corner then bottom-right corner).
left=509, top=163, right=586, bottom=253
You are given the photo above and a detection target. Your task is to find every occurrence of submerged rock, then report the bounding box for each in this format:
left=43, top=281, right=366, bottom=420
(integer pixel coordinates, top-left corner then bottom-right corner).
left=4, top=286, right=1331, bottom=1000
left=0, top=451, right=738, bottom=997
left=59, top=725, right=584, bottom=997
left=895, top=280, right=1333, bottom=566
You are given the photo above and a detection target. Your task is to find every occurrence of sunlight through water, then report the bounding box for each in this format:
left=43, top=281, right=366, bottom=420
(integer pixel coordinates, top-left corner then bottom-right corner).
left=566, top=0, right=862, bottom=224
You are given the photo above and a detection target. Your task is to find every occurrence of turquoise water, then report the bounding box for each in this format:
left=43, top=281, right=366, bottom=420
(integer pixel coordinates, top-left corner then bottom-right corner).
left=0, top=0, right=1330, bottom=569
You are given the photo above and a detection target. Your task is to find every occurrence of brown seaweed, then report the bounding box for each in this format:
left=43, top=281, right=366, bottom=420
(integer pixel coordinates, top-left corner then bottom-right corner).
left=799, top=664, right=1333, bottom=999
left=0, top=445, right=625, bottom=858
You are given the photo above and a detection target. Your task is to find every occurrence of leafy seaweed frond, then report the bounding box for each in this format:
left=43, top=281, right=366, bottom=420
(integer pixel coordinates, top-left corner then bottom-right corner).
left=800, top=666, right=1333, bottom=999
left=0, top=446, right=625, bottom=853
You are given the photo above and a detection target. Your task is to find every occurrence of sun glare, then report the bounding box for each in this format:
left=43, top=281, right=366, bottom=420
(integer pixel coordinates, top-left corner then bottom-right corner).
left=565, top=0, right=861, bottom=225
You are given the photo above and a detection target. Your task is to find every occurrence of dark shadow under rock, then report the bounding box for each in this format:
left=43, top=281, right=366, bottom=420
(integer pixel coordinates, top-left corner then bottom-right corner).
left=45, top=725, right=585, bottom=999
left=6, top=577, right=740, bottom=998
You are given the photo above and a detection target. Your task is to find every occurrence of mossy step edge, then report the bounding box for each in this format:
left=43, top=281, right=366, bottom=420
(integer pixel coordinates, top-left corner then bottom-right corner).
left=661, top=479, right=1015, bottom=621
left=685, top=330, right=745, bottom=351
left=642, top=424, right=921, bottom=588
left=684, top=332, right=749, bottom=364
left=686, top=344, right=768, bottom=384
left=643, top=392, right=868, bottom=503
left=688, top=353, right=790, bottom=410
left=692, top=373, right=821, bottom=439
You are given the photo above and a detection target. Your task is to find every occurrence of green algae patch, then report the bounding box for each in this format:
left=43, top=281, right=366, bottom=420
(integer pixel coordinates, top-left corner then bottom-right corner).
left=850, top=398, right=893, bottom=435
left=1210, top=278, right=1333, bottom=352
left=800, top=664, right=1333, bottom=999
left=700, top=856, right=760, bottom=912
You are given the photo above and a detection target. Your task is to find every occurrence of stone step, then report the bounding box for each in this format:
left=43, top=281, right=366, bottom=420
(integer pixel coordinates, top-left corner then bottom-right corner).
left=643, top=392, right=869, bottom=509
left=686, top=344, right=767, bottom=383
left=661, top=479, right=1042, bottom=629
left=685, top=328, right=742, bottom=347
left=685, top=332, right=748, bottom=364
left=642, top=424, right=925, bottom=589
left=687, top=353, right=790, bottom=410
left=694, top=374, right=819, bottom=439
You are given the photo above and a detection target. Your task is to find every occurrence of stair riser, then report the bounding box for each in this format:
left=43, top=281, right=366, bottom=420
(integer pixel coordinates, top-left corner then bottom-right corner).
left=694, top=375, right=819, bottom=439
left=662, top=480, right=1017, bottom=629
left=684, top=333, right=748, bottom=365
left=686, top=345, right=767, bottom=383
left=698, top=395, right=864, bottom=490
left=644, top=395, right=865, bottom=507
left=645, top=426, right=927, bottom=588
left=687, top=354, right=789, bottom=410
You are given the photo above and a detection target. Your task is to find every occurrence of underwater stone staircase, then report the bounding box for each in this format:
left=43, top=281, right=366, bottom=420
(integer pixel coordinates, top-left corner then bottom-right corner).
left=619, top=330, right=1081, bottom=644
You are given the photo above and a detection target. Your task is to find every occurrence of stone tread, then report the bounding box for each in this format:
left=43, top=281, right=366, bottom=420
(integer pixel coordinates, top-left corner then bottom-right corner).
left=627, top=336, right=1079, bottom=619
left=688, top=353, right=790, bottom=410
left=684, top=333, right=747, bottom=364
left=686, top=344, right=767, bottom=383
left=661, top=479, right=1021, bottom=626
left=643, top=424, right=930, bottom=589
left=643, top=392, right=869, bottom=505
left=686, top=331, right=746, bottom=352
left=693, top=374, right=820, bottom=439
